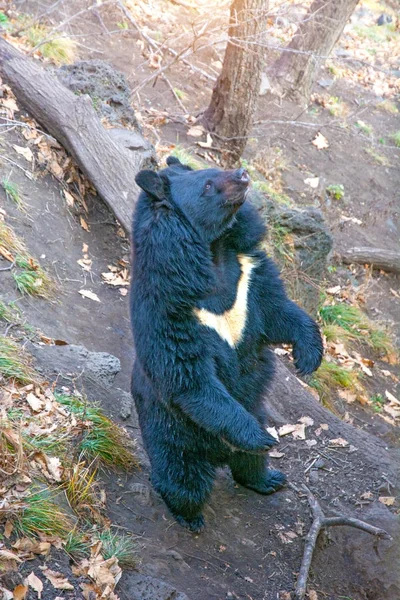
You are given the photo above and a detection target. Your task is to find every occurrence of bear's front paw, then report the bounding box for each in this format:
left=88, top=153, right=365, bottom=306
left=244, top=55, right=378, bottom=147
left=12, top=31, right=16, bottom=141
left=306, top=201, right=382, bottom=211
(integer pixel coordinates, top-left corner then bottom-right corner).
left=238, top=469, right=287, bottom=495
left=293, top=324, right=323, bottom=376
left=175, top=513, right=205, bottom=533
left=228, top=427, right=277, bottom=454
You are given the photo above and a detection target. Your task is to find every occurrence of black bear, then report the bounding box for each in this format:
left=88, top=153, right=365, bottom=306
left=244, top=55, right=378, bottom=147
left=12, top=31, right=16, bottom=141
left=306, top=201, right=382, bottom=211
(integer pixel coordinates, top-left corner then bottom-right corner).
left=130, top=157, right=323, bottom=532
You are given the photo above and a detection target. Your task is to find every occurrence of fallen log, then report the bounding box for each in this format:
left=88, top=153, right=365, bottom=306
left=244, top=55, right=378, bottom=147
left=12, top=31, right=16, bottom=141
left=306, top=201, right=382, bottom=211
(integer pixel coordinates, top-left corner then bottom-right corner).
left=0, top=36, right=141, bottom=232
left=341, top=247, right=400, bottom=275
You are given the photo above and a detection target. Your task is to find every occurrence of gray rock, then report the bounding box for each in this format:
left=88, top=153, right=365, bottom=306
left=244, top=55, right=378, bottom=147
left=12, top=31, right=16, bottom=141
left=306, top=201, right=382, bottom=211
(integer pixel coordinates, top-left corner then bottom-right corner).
left=57, top=60, right=141, bottom=130
left=28, top=344, right=121, bottom=386
left=84, top=351, right=121, bottom=386
left=250, top=192, right=333, bottom=314
left=128, top=483, right=152, bottom=506
left=119, top=391, right=133, bottom=420
left=120, top=573, right=189, bottom=600
left=317, top=78, right=334, bottom=89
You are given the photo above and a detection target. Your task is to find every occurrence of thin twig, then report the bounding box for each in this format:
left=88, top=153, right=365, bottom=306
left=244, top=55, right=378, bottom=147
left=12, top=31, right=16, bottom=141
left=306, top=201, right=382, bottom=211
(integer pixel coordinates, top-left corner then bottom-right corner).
left=289, top=483, right=391, bottom=600
left=0, top=154, right=34, bottom=180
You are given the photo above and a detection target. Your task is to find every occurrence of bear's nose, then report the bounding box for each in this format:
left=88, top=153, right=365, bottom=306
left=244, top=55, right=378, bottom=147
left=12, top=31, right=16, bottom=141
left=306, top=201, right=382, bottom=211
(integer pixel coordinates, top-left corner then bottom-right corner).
left=235, top=168, right=250, bottom=183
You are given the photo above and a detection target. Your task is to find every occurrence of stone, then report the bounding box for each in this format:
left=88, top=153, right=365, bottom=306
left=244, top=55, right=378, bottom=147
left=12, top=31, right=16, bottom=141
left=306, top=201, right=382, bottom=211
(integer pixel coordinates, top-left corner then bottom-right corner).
left=57, top=60, right=141, bottom=129
left=128, top=483, right=152, bottom=506
left=119, top=391, right=133, bottom=420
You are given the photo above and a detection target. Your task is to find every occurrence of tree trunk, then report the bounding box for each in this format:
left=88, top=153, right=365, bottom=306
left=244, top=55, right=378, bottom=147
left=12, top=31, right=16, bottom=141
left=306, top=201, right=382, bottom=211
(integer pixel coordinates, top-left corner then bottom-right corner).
left=270, top=0, right=360, bottom=102
left=202, top=0, right=269, bottom=166
left=0, top=37, right=145, bottom=233
left=341, top=247, right=400, bottom=275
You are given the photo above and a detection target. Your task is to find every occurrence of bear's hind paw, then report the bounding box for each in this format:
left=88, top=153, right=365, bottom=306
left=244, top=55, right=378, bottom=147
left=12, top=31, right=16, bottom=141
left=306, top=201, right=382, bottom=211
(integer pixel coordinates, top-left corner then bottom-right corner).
left=175, top=513, right=205, bottom=533
left=237, top=469, right=287, bottom=495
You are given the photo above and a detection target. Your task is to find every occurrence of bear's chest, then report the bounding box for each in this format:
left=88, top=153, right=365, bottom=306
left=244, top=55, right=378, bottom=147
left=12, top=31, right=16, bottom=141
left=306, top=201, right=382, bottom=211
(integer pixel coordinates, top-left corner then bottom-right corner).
left=194, top=254, right=256, bottom=348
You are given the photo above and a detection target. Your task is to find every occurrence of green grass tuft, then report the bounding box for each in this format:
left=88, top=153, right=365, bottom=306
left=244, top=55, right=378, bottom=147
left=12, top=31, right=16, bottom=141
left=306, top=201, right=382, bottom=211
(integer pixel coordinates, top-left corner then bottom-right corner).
left=390, top=131, right=400, bottom=148
left=355, top=120, right=373, bottom=136
left=2, top=179, right=25, bottom=211
left=97, top=530, right=138, bottom=567
left=26, top=25, right=77, bottom=65
left=169, top=145, right=204, bottom=170
left=64, top=529, right=90, bottom=557
left=326, top=184, right=345, bottom=200
left=55, top=394, right=137, bottom=470
left=13, top=255, right=54, bottom=298
left=12, top=489, right=74, bottom=539
left=319, top=304, right=395, bottom=355
left=0, top=336, right=38, bottom=383
left=376, top=100, right=398, bottom=115
left=310, top=359, right=358, bottom=403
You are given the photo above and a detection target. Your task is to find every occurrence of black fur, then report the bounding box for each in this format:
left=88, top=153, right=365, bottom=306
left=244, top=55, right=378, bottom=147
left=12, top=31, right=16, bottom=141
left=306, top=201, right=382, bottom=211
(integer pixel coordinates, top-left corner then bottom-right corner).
left=130, top=158, right=323, bottom=531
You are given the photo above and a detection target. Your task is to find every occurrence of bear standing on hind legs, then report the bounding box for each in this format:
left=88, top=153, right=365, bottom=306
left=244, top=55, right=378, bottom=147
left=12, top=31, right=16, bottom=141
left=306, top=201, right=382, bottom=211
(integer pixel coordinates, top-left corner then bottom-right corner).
left=130, top=157, right=323, bottom=532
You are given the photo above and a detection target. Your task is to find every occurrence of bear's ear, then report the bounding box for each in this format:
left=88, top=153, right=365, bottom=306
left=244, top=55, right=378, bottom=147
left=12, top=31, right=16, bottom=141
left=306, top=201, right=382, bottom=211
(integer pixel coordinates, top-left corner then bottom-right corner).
left=135, top=170, right=165, bottom=200
left=166, top=156, right=193, bottom=171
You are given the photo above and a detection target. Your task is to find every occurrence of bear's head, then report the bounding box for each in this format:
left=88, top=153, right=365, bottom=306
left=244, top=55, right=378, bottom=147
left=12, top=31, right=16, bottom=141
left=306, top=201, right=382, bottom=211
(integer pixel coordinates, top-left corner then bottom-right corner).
left=135, top=156, right=250, bottom=242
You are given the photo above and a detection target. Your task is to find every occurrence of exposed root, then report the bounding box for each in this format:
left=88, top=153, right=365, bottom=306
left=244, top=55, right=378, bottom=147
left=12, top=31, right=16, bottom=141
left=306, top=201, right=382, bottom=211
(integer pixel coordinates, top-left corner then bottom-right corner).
left=289, top=483, right=392, bottom=600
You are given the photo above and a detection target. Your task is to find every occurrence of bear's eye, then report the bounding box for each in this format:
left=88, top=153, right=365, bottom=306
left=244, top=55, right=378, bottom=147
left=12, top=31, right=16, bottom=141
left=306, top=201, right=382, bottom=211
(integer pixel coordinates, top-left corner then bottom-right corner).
left=204, top=181, right=213, bottom=192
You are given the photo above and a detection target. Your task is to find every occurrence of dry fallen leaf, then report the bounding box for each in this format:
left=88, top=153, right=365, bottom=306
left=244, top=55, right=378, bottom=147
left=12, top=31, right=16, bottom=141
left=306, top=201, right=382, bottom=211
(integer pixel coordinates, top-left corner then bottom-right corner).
left=13, top=145, right=34, bottom=162
left=26, top=392, right=44, bottom=413
left=26, top=572, right=43, bottom=599
left=309, top=591, right=319, bottom=600
left=78, top=289, right=101, bottom=303
left=338, top=389, right=357, bottom=404
left=274, top=347, right=289, bottom=356
left=385, top=390, right=399, bottom=405
left=266, top=426, right=279, bottom=441
left=299, top=416, right=314, bottom=427
left=304, top=176, right=319, bottom=188
left=187, top=125, right=205, bottom=137
left=63, top=190, right=75, bottom=207
left=278, top=423, right=306, bottom=439
left=312, top=131, right=329, bottom=150
left=269, top=449, right=285, bottom=458
left=378, top=496, right=395, bottom=506
left=329, top=438, right=349, bottom=447
left=42, top=569, right=74, bottom=591
left=80, top=216, right=90, bottom=232
left=12, top=584, right=28, bottom=600
left=197, top=133, right=213, bottom=148
left=326, top=285, right=341, bottom=295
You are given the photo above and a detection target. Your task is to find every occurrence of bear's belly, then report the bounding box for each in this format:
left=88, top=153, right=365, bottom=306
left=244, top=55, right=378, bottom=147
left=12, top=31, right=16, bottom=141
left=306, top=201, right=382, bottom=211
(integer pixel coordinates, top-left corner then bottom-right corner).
left=194, top=254, right=256, bottom=348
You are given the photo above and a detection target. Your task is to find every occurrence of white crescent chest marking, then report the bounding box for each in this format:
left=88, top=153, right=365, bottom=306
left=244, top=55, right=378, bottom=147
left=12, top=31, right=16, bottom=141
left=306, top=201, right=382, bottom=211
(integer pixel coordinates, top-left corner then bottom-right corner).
left=194, top=255, right=256, bottom=348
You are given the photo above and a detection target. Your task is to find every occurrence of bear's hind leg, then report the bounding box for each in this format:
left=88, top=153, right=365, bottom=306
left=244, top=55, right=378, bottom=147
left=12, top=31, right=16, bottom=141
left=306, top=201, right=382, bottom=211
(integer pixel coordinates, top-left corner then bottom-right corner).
left=152, top=460, right=215, bottom=533
left=229, top=452, right=287, bottom=495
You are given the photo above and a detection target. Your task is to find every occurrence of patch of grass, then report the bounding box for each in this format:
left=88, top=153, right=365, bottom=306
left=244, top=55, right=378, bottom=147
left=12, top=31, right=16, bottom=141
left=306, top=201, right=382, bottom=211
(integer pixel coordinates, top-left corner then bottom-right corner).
left=97, top=530, right=138, bottom=567
left=252, top=180, right=293, bottom=206
left=65, top=460, right=100, bottom=515
left=326, top=184, right=345, bottom=200
left=0, top=300, right=20, bottom=324
left=322, top=323, right=355, bottom=343
left=55, top=393, right=137, bottom=470
left=390, top=131, right=400, bottom=148
left=0, top=336, right=38, bottom=383
left=169, top=145, right=204, bottom=170
left=64, top=528, right=90, bottom=557
left=117, top=21, right=128, bottom=30
left=13, top=255, right=54, bottom=298
left=365, top=147, right=390, bottom=166
left=0, top=11, right=9, bottom=24
left=0, top=220, right=27, bottom=257
left=269, top=221, right=295, bottom=265
left=173, top=88, right=187, bottom=101
left=23, top=432, right=69, bottom=456
left=355, top=120, right=373, bottom=136
left=370, top=393, right=385, bottom=413
left=376, top=100, right=398, bottom=115
left=354, top=24, right=398, bottom=43
left=25, top=25, right=77, bottom=65
left=2, top=179, right=25, bottom=211
left=319, top=304, right=395, bottom=356
left=310, top=359, right=359, bottom=402
left=11, top=489, right=74, bottom=539
left=326, top=96, right=347, bottom=118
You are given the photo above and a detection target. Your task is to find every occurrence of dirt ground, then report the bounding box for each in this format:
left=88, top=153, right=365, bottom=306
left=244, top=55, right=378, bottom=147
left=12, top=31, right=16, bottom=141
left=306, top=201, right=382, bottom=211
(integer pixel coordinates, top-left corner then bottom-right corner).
left=1, top=1, right=400, bottom=599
